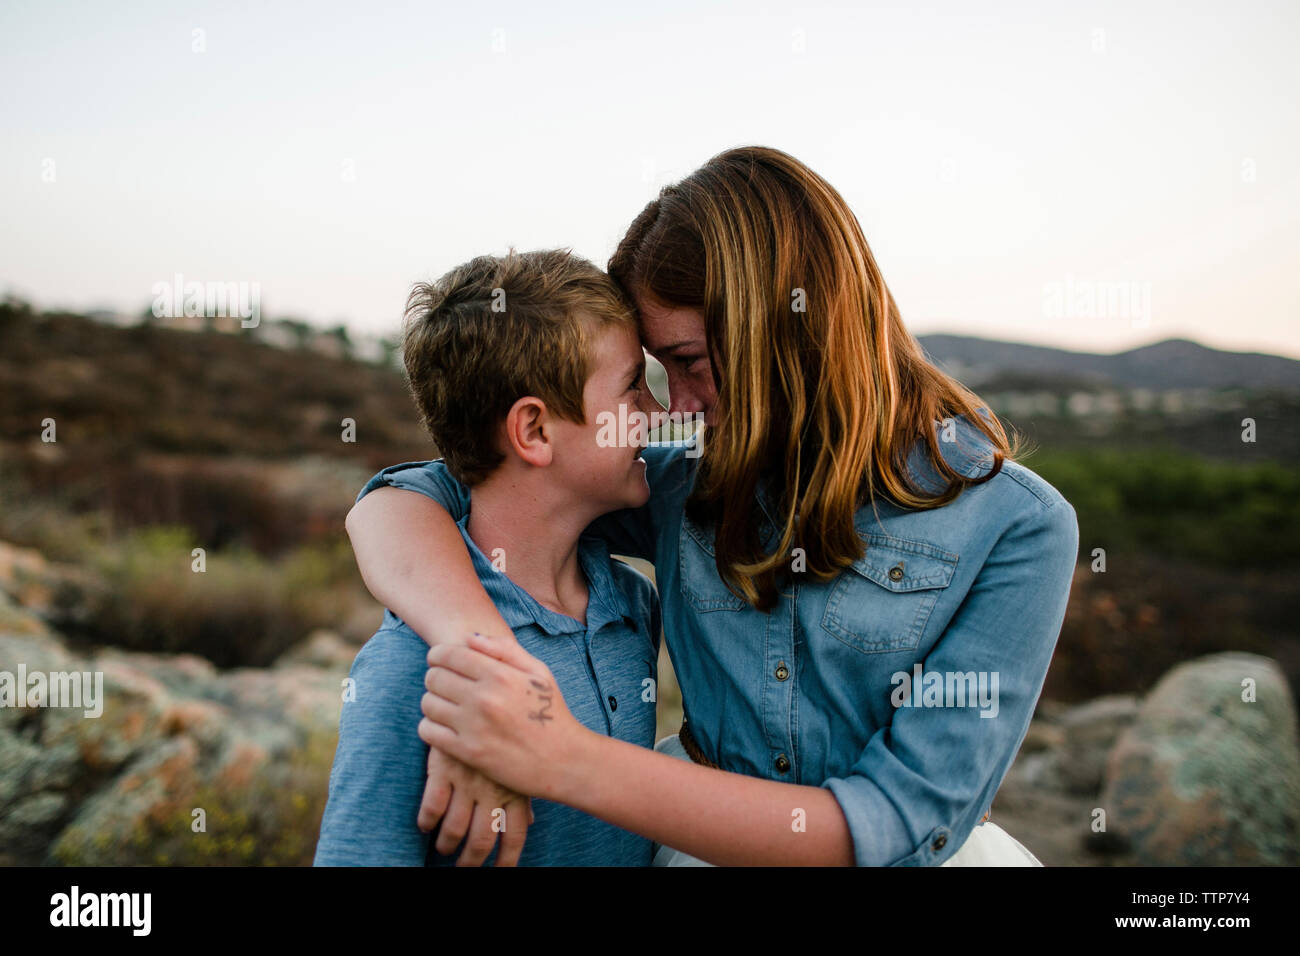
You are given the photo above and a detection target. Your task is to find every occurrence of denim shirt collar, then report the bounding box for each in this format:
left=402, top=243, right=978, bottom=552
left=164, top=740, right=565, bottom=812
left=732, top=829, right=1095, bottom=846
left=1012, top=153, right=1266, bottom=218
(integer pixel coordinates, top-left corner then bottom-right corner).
left=902, top=418, right=999, bottom=495
left=751, top=415, right=997, bottom=538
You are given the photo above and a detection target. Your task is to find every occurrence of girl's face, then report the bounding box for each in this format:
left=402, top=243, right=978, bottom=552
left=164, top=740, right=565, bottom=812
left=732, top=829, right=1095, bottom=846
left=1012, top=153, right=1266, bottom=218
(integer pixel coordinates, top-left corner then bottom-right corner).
left=636, top=295, right=718, bottom=427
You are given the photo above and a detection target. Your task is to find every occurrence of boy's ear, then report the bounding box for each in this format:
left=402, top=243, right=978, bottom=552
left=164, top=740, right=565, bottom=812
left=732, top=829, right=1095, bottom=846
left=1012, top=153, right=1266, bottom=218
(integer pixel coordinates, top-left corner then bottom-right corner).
left=503, top=396, right=553, bottom=468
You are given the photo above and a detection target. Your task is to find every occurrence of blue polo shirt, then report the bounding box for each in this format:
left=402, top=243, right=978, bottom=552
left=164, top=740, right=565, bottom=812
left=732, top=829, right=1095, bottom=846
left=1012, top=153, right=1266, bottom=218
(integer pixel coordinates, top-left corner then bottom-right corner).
left=314, top=462, right=661, bottom=867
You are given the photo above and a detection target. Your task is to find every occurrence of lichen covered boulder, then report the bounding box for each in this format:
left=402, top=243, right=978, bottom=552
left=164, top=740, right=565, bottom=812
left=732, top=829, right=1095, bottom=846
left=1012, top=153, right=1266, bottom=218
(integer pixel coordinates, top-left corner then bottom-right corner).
left=1101, top=652, right=1300, bottom=865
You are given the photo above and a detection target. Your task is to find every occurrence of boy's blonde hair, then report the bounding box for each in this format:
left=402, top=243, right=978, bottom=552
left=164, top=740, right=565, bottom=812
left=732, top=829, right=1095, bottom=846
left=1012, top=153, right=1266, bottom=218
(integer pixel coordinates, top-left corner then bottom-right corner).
left=403, top=248, right=635, bottom=485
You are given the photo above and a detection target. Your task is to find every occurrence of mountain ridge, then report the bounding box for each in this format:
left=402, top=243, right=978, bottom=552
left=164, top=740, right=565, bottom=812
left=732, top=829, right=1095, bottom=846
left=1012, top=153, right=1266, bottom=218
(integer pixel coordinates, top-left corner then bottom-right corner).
left=916, top=334, right=1300, bottom=391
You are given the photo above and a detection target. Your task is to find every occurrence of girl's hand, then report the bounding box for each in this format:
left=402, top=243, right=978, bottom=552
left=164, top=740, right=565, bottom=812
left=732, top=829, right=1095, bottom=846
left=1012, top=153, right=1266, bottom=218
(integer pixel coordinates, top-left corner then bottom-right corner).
left=418, top=633, right=587, bottom=798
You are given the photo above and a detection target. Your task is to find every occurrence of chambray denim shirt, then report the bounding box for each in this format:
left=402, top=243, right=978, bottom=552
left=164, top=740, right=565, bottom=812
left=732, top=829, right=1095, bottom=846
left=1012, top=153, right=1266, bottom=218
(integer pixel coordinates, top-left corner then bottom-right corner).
left=351, top=414, right=1078, bottom=866
left=314, top=498, right=661, bottom=866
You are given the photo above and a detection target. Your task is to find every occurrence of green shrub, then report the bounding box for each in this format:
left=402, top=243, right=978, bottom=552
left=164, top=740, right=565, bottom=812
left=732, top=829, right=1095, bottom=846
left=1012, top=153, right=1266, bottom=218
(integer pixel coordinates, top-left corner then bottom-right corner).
left=78, top=527, right=359, bottom=667
left=1025, top=448, right=1300, bottom=566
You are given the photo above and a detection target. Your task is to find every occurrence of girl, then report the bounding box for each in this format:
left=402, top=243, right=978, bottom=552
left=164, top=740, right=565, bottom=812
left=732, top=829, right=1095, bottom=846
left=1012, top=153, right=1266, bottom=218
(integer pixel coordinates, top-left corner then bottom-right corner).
left=346, top=146, right=1077, bottom=866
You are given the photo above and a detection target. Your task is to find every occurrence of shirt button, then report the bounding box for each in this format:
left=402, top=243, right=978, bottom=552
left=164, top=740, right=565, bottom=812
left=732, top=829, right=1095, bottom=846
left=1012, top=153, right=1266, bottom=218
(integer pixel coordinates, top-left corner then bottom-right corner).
left=932, top=834, right=947, bottom=851
left=775, top=662, right=789, bottom=681
left=888, top=564, right=905, bottom=582
left=608, top=695, right=618, bottom=711
left=774, top=754, right=790, bottom=773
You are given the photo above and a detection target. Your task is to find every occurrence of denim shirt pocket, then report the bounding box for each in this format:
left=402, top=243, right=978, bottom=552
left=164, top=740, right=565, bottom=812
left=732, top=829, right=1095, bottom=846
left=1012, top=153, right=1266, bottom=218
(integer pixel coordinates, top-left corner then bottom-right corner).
left=820, top=534, right=959, bottom=654
left=678, top=514, right=749, bottom=612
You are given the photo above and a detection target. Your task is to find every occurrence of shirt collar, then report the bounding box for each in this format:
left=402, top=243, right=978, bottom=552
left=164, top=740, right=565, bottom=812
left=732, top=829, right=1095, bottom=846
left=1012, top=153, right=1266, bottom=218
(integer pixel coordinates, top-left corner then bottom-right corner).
left=902, top=415, right=998, bottom=494
left=754, top=416, right=996, bottom=524
left=453, top=511, right=633, bottom=638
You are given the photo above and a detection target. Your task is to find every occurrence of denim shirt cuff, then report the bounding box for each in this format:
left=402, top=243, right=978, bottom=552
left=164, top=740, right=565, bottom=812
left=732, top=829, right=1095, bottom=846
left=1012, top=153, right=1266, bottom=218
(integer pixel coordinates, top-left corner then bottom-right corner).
left=823, top=776, right=958, bottom=867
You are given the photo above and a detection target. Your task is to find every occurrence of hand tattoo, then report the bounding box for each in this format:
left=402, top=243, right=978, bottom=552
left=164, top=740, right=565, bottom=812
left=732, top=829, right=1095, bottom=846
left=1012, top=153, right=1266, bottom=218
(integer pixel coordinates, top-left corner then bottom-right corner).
left=527, top=678, right=554, bottom=726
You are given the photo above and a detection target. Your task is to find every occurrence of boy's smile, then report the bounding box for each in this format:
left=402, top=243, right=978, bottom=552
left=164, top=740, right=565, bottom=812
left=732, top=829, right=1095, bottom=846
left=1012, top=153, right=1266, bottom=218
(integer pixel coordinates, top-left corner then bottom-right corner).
left=551, top=318, right=661, bottom=515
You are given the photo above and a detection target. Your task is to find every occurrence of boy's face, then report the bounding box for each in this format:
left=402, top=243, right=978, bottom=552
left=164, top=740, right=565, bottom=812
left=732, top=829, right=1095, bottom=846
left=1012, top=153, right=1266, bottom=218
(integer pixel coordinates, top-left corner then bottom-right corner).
left=549, top=319, right=662, bottom=514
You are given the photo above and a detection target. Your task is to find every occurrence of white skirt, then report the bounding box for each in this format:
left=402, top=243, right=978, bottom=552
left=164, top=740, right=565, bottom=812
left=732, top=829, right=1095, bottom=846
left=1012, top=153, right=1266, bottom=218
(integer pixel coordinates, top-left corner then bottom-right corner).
left=649, top=733, right=1042, bottom=867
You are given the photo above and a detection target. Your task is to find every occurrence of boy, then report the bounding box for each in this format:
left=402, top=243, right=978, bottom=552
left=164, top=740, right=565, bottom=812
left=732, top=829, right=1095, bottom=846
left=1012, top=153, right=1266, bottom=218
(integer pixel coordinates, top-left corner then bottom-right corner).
left=314, top=249, right=664, bottom=866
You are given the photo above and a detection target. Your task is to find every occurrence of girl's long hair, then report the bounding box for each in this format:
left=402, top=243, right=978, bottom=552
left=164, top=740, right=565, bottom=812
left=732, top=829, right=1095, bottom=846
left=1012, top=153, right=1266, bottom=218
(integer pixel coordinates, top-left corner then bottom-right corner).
left=609, top=146, right=1015, bottom=610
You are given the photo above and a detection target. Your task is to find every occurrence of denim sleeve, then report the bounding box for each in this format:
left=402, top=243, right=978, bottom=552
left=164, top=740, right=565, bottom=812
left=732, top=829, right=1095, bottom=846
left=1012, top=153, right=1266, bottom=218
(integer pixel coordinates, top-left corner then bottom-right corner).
left=313, top=628, right=431, bottom=866
left=583, top=441, right=694, bottom=561
left=822, top=493, right=1079, bottom=866
left=355, top=459, right=471, bottom=518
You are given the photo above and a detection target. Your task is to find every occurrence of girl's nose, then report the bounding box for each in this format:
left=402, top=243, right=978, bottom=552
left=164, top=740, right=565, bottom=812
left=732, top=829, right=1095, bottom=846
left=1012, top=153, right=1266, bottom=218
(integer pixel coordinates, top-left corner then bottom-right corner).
left=671, top=394, right=705, bottom=416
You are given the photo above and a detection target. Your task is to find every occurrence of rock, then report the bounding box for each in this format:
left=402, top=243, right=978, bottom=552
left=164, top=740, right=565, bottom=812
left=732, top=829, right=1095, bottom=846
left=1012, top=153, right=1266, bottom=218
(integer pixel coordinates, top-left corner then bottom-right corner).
left=999, top=721, right=1069, bottom=795
left=0, top=542, right=51, bottom=607
left=1058, top=694, right=1139, bottom=795
left=1003, top=750, right=1062, bottom=794
left=1100, top=652, right=1300, bottom=865
left=0, top=589, right=50, bottom=637
left=50, top=736, right=202, bottom=865
left=1020, top=720, right=1066, bottom=754
left=0, top=619, right=350, bottom=865
left=1033, top=698, right=1072, bottom=723
left=0, top=540, right=105, bottom=628
left=274, top=629, right=358, bottom=670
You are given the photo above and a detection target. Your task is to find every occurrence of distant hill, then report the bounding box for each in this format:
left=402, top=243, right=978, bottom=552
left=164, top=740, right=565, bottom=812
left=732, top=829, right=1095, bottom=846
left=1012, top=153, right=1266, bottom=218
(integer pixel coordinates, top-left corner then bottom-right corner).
left=3, top=305, right=1296, bottom=485
left=918, top=335, right=1300, bottom=392
left=0, top=304, right=429, bottom=467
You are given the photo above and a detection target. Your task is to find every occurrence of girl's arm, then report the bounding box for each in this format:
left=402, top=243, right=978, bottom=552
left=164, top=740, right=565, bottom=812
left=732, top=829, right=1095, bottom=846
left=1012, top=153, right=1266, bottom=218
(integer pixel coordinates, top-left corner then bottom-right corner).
left=420, top=633, right=856, bottom=866
left=555, top=731, right=855, bottom=866
left=345, top=485, right=515, bottom=647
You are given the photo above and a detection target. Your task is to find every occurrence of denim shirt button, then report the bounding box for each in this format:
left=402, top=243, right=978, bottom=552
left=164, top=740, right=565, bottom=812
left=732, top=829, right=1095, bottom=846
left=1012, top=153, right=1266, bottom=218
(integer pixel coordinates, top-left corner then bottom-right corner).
left=931, top=833, right=947, bottom=851
left=888, top=563, right=905, bottom=582
left=775, top=662, right=789, bottom=681
left=608, top=695, right=617, bottom=712
left=774, top=754, right=790, bottom=773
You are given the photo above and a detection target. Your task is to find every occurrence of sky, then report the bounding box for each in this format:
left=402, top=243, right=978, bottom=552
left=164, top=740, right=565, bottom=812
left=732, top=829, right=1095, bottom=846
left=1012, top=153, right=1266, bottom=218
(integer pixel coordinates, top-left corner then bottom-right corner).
left=2, top=0, right=1298, bottom=358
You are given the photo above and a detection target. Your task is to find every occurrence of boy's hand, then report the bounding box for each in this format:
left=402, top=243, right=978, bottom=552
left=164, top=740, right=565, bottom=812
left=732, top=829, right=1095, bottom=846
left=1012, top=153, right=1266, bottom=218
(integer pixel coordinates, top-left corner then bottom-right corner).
left=420, top=745, right=534, bottom=865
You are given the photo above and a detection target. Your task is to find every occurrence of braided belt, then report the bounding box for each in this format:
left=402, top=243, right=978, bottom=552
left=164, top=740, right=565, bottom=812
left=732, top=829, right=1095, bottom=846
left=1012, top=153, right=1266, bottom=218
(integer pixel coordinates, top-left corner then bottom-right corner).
left=677, top=720, right=720, bottom=770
